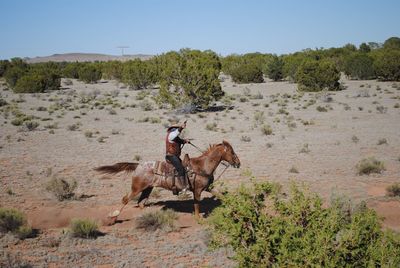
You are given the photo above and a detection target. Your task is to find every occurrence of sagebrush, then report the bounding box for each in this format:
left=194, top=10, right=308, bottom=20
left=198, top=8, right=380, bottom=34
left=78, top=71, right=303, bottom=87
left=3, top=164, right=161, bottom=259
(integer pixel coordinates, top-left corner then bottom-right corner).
left=208, top=181, right=400, bottom=267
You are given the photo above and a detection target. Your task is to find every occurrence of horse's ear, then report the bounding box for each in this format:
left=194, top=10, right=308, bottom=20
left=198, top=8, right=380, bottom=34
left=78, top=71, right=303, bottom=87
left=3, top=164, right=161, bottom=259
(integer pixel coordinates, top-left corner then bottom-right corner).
left=222, top=140, right=229, bottom=146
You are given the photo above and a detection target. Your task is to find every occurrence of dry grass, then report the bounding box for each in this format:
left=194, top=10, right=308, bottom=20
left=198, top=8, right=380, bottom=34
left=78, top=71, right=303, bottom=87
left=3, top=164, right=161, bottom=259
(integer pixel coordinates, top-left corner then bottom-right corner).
left=0, top=208, right=26, bottom=233
left=136, top=209, right=178, bottom=232
left=356, top=157, right=385, bottom=175
left=0, top=207, right=33, bottom=239
left=69, top=218, right=99, bottom=238
left=261, top=124, right=273, bottom=135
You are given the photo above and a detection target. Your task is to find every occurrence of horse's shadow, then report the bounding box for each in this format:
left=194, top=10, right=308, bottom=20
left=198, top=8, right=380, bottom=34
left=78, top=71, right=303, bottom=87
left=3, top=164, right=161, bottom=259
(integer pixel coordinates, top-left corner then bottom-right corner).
left=153, top=197, right=221, bottom=217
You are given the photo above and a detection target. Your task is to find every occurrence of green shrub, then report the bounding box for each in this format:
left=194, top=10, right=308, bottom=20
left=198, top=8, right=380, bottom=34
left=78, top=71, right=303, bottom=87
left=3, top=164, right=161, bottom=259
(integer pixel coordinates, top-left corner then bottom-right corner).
left=3, top=58, right=29, bottom=87
left=78, top=64, right=102, bottom=83
left=0, top=208, right=26, bottom=233
left=12, top=69, right=60, bottom=93
left=156, top=49, right=223, bottom=109
left=356, top=157, right=385, bottom=175
left=373, top=49, right=400, bottom=81
left=208, top=181, right=400, bottom=267
left=14, top=73, right=45, bottom=93
left=69, top=218, right=99, bottom=238
left=136, top=209, right=178, bottom=232
left=101, top=61, right=123, bottom=80
left=359, top=42, right=371, bottom=53
left=343, top=53, right=375, bottom=80
left=0, top=59, right=10, bottom=77
left=221, top=53, right=271, bottom=77
left=383, top=36, right=400, bottom=50
left=4, top=66, right=27, bottom=87
left=296, top=59, right=341, bottom=92
left=386, top=183, right=400, bottom=197
left=266, top=55, right=284, bottom=81
left=62, top=62, right=82, bottom=79
left=230, top=62, right=264, bottom=84
left=122, top=59, right=156, bottom=90
left=282, top=52, right=308, bottom=82
left=45, top=178, right=77, bottom=201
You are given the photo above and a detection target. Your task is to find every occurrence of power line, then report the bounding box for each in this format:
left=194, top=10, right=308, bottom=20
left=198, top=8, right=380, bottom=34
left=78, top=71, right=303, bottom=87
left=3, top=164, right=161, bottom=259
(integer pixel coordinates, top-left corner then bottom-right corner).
left=116, top=46, right=129, bottom=56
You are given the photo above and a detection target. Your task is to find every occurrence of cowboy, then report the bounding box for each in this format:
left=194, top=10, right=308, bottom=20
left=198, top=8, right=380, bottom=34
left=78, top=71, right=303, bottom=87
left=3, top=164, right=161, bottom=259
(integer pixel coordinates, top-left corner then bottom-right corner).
left=165, top=120, right=189, bottom=195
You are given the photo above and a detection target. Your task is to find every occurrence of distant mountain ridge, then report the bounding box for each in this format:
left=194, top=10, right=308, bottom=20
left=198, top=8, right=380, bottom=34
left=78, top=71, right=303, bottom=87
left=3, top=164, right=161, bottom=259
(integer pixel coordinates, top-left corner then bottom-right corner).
left=25, top=53, right=153, bottom=63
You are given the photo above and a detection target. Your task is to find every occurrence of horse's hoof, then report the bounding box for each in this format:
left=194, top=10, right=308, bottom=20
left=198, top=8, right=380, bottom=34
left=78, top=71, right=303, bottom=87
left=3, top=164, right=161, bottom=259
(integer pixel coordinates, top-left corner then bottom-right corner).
left=108, top=210, right=120, bottom=218
left=103, top=216, right=117, bottom=226
left=194, top=213, right=203, bottom=220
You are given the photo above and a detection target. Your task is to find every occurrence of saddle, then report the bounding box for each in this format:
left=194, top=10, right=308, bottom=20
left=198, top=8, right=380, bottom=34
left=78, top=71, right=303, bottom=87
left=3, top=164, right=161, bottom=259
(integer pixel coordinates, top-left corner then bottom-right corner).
left=153, top=154, right=192, bottom=178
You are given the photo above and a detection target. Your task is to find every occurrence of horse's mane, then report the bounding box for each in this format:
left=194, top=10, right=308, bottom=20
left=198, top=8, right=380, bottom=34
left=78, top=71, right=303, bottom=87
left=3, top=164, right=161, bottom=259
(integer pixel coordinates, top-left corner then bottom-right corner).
left=204, top=143, right=223, bottom=155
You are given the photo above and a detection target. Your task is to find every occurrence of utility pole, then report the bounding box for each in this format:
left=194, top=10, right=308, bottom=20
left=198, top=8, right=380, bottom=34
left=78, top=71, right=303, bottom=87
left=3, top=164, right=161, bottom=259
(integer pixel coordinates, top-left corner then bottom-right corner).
left=116, top=46, right=129, bottom=56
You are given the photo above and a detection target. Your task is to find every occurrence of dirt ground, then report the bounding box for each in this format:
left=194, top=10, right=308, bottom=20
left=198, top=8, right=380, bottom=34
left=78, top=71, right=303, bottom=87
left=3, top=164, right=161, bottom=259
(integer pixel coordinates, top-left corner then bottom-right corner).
left=1, top=76, right=399, bottom=267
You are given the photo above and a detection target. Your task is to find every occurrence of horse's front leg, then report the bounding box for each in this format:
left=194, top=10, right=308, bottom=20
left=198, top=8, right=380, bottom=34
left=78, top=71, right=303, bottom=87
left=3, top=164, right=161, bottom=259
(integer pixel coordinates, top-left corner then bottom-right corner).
left=193, top=189, right=202, bottom=218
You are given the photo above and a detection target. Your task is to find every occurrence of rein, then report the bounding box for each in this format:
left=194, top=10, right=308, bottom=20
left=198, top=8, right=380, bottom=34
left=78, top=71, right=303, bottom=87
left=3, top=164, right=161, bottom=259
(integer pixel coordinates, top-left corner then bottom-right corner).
left=188, top=141, right=204, bottom=153
left=214, top=161, right=230, bottom=181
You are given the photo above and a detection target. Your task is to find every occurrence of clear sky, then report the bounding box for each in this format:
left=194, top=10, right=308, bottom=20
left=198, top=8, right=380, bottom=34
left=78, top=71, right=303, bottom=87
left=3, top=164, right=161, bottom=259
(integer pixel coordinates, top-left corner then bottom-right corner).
left=1, top=0, right=399, bottom=59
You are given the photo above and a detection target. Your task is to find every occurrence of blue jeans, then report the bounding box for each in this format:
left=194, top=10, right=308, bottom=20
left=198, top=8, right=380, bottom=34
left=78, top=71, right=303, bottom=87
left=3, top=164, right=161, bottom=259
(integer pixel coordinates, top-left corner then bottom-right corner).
left=165, top=155, right=185, bottom=177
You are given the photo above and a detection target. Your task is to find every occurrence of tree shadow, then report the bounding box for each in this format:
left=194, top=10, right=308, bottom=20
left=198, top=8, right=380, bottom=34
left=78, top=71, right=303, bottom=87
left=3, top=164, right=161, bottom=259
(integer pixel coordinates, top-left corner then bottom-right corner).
left=153, top=197, right=221, bottom=217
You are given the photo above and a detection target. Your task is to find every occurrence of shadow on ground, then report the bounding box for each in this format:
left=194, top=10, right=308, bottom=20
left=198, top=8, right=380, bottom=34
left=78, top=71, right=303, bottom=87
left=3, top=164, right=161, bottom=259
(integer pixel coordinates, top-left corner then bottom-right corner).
left=153, top=197, right=221, bottom=217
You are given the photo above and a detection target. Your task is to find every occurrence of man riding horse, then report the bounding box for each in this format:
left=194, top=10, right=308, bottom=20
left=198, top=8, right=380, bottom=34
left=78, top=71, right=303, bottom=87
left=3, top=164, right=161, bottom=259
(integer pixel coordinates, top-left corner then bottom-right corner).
left=165, top=120, right=189, bottom=195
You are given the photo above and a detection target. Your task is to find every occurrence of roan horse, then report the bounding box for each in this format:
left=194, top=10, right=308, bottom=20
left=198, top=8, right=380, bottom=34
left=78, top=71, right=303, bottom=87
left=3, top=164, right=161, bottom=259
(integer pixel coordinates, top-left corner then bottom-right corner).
left=95, top=140, right=240, bottom=221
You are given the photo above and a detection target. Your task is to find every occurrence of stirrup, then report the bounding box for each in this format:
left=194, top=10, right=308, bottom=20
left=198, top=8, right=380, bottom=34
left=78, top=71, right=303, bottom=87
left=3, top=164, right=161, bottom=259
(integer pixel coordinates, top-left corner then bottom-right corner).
left=180, top=187, right=189, bottom=195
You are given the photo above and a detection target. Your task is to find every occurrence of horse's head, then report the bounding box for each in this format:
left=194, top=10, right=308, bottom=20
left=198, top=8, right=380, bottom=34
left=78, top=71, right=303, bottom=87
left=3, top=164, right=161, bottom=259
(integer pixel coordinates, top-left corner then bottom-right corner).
left=221, top=140, right=241, bottom=168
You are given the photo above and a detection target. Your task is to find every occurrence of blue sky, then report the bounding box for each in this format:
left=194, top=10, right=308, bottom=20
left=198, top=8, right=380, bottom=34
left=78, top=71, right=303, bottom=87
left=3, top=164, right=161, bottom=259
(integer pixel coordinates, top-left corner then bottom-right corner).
left=1, top=0, right=399, bottom=59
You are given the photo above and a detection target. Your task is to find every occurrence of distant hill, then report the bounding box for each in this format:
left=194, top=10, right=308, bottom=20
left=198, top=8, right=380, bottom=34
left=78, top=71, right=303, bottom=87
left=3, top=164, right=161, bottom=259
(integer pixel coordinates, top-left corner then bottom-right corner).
left=25, top=53, right=153, bottom=63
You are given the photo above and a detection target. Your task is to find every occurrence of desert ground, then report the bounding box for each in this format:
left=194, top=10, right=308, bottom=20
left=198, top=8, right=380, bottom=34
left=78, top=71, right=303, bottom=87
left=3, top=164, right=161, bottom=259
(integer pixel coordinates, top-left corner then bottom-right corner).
left=1, top=75, right=399, bottom=267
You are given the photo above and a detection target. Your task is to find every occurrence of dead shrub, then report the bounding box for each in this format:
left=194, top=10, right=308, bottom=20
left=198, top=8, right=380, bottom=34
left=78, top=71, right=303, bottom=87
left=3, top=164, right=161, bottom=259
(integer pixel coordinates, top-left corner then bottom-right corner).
left=45, top=178, right=77, bottom=201
left=386, top=183, right=400, bottom=197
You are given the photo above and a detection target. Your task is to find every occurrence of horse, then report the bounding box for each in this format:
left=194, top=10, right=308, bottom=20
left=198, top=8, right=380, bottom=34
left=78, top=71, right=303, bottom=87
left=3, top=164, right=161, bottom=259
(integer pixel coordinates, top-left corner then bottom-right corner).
left=95, top=140, right=240, bottom=221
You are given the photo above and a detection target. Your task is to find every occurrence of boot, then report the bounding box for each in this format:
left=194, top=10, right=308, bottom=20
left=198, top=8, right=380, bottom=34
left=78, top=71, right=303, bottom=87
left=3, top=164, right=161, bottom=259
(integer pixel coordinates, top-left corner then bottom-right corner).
left=171, top=176, right=179, bottom=195
left=177, top=175, right=189, bottom=191
left=171, top=186, right=179, bottom=195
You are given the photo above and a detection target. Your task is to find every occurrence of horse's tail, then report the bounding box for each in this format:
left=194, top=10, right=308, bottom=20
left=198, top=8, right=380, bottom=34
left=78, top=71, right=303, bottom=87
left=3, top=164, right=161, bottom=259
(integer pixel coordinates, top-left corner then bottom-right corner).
left=94, top=162, right=139, bottom=175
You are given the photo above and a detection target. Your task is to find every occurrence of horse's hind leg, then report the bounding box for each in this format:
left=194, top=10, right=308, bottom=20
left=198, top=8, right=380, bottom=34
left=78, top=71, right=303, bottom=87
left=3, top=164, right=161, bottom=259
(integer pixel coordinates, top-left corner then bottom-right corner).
left=137, top=187, right=153, bottom=209
left=122, top=176, right=151, bottom=206
left=106, top=176, right=151, bottom=225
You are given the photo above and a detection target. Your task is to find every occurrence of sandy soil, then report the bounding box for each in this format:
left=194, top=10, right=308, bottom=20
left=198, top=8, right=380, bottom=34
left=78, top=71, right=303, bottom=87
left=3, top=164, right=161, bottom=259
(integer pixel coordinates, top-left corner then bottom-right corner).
left=0, top=76, right=399, bottom=267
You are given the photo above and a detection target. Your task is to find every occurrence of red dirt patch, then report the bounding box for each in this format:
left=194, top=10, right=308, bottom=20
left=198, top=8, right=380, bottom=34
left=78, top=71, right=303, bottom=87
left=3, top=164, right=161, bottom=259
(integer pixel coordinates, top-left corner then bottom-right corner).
left=369, top=200, right=400, bottom=231
left=27, top=205, right=139, bottom=229
left=367, top=183, right=389, bottom=197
